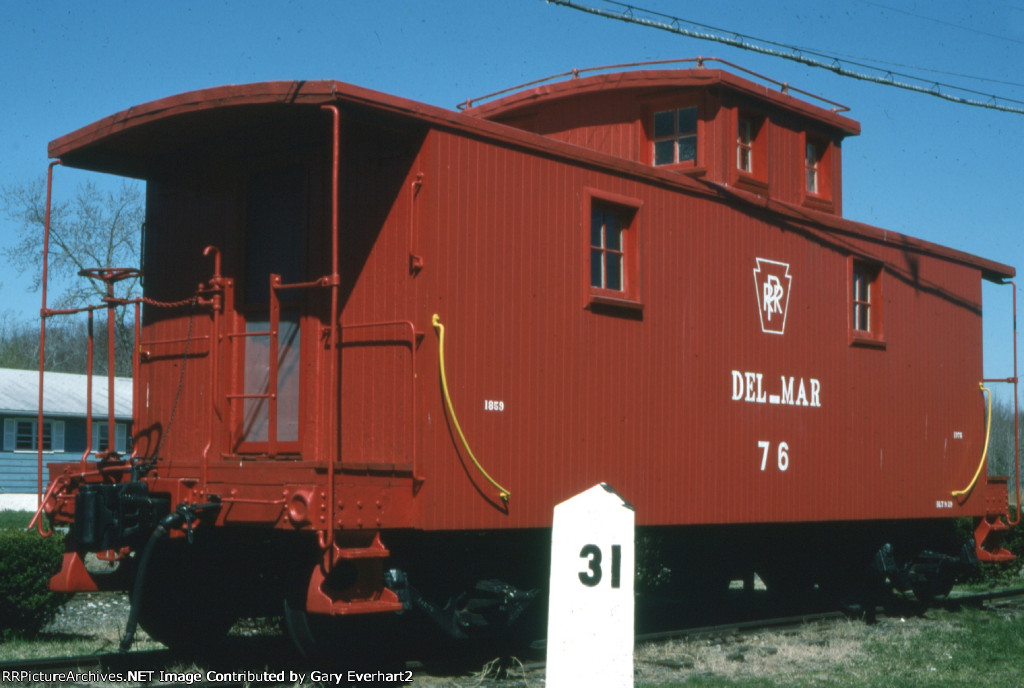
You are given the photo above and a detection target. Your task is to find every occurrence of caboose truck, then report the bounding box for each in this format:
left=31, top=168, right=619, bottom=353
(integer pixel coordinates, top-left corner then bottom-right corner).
left=32, top=58, right=1019, bottom=653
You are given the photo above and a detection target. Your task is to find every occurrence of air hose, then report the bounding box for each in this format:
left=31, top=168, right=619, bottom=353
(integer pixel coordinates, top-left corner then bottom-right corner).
left=432, top=314, right=511, bottom=504
left=951, top=383, right=992, bottom=501
left=118, top=502, right=218, bottom=653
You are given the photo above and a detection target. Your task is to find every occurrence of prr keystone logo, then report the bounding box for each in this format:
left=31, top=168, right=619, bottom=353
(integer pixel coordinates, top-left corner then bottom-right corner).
left=753, top=258, right=791, bottom=335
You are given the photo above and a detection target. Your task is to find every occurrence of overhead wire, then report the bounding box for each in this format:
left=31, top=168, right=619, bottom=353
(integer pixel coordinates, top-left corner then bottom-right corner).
left=853, top=0, right=1024, bottom=46
left=546, top=0, right=1024, bottom=115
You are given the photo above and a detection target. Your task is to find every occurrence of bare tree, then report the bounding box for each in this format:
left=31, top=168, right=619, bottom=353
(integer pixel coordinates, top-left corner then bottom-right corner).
left=1, top=177, right=143, bottom=375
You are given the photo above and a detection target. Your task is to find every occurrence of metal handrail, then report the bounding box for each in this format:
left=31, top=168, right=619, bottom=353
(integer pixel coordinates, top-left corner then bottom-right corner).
left=458, top=57, right=851, bottom=112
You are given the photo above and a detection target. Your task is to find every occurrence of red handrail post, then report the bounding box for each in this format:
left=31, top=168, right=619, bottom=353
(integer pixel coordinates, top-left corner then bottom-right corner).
left=320, top=104, right=341, bottom=558
left=37, top=161, right=60, bottom=507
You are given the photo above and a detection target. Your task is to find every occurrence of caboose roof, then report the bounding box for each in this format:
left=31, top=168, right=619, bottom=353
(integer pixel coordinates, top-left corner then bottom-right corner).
left=461, top=66, right=862, bottom=138
left=47, top=73, right=1013, bottom=282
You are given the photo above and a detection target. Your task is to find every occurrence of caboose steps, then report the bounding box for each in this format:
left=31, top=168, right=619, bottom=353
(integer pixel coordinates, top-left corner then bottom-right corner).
left=975, top=477, right=1016, bottom=563
left=974, top=517, right=1014, bottom=562
left=304, top=533, right=404, bottom=615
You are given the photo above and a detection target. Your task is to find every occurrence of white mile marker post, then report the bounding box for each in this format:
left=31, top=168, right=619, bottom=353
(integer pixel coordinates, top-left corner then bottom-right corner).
left=546, top=483, right=635, bottom=687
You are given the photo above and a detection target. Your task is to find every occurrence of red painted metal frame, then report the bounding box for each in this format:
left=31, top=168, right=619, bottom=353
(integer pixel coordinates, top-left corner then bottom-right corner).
left=80, top=311, right=94, bottom=468
left=321, top=104, right=342, bottom=557
left=36, top=161, right=60, bottom=511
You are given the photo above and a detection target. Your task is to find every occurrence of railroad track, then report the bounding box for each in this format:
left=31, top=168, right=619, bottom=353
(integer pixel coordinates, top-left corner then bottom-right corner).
left=4, top=586, right=1022, bottom=687
left=634, top=585, right=1024, bottom=645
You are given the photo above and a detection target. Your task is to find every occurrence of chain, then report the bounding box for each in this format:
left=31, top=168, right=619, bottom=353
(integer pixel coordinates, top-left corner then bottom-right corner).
left=139, top=295, right=203, bottom=309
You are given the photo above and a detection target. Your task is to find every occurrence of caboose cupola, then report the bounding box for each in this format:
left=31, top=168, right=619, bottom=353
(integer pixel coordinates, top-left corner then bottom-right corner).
left=463, top=58, right=860, bottom=215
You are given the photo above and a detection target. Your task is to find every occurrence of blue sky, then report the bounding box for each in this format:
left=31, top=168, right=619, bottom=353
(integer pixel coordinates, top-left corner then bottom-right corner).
left=1, top=0, right=1022, bottom=403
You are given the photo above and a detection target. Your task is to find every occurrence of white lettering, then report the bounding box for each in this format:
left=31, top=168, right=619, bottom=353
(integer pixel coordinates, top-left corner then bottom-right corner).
left=731, top=370, right=744, bottom=400
left=730, top=371, right=821, bottom=409
left=796, top=379, right=808, bottom=406
left=780, top=376, right=794, bottom=405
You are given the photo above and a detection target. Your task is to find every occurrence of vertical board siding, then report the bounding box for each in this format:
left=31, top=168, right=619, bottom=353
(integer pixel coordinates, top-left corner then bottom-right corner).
left=376, top=125, right=992, bottom=531
left=131, top=91, right=993, bottom=536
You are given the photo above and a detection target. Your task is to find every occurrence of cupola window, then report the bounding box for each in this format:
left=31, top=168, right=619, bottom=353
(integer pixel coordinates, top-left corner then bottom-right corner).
left=653, top=107, right=698, bottom=166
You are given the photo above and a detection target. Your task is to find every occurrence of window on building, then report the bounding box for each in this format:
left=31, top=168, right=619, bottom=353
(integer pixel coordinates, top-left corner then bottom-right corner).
left=93, top=422, right=129, bottom=454
left=3, top=419, right=65, bottom=452
left=850, top=259, right=884, bottom=346
left=585, top=189, right=643, bottom=310
left=653, top=107, right=698, bottom=166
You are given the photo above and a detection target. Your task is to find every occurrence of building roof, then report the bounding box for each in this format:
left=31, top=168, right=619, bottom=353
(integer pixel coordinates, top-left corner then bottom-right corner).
left=0, top=368, right=132, bottom=419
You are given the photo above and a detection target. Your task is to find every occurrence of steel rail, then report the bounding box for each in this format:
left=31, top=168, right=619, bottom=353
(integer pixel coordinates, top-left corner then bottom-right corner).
left=530, top=585, right=1024, bottom=651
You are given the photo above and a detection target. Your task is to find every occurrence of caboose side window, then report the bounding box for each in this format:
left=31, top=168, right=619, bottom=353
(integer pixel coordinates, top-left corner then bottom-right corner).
left=591, top=207, right=625, bottom=292
left=653, top=107, right=698, bottom=166
left=585, top=189, right=643, bottom=311
left=850, top=259, right=884, bottom=347
left=852, top=267, right=870, bottom=331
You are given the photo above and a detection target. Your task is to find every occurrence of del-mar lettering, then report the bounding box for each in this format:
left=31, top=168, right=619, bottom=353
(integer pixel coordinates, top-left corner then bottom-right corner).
left=731, top=370, right=821, bottom=408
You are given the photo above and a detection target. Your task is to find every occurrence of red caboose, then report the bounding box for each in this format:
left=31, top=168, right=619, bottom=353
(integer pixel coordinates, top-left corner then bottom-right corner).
left=35, top=60, right=1018, bottom=650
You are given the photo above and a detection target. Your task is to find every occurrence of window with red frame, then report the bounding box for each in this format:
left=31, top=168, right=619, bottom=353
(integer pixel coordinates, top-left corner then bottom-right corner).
left=586, top=190, right=642, bottom=310
left=653, top=107, right=698, bottom=166
left=737, top=118, right=755, bottom=173
left=851, top=259, right=883, bottom=344
left=591, top=205, right=628, bottom=292
left=805, top=140, right=822, bottom=194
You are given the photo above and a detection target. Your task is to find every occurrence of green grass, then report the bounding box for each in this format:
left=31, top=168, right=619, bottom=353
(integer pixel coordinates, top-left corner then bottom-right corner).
left=857, top=608, right=1024, bottom=688
left=638, top=606, right=1024, bottom=688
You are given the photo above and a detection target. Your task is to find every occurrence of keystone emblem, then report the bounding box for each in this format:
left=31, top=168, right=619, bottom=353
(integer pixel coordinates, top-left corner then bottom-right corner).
left=753, top=258, right=792, bottom=335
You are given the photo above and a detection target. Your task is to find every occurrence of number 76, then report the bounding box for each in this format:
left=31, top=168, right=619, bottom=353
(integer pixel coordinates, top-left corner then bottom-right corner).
left=758, top=441, right=789, bottom=471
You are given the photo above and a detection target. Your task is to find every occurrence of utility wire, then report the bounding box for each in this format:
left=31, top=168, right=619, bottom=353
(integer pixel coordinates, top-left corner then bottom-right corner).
left=597, top=0, right=1024, bottom=90
left=854, top=0, right=1024, bottom=46
left=546, top=0, right=1024, bottom=115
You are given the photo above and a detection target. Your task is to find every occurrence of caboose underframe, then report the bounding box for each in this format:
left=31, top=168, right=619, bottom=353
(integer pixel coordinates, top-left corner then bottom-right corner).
left=30, top=66, right=1020, bottom=650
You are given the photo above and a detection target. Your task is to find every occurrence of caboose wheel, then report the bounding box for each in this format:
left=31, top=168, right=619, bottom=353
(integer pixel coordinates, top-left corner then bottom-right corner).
left=282, top=598, right=400, bottom=661
left=131, top=538, right=237, bottom=651
left=281, top=597, right=325, bottom=658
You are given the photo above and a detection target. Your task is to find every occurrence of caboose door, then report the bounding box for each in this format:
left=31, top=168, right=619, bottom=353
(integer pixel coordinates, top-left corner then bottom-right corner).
left=232, top=163, right=313, bottom=457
